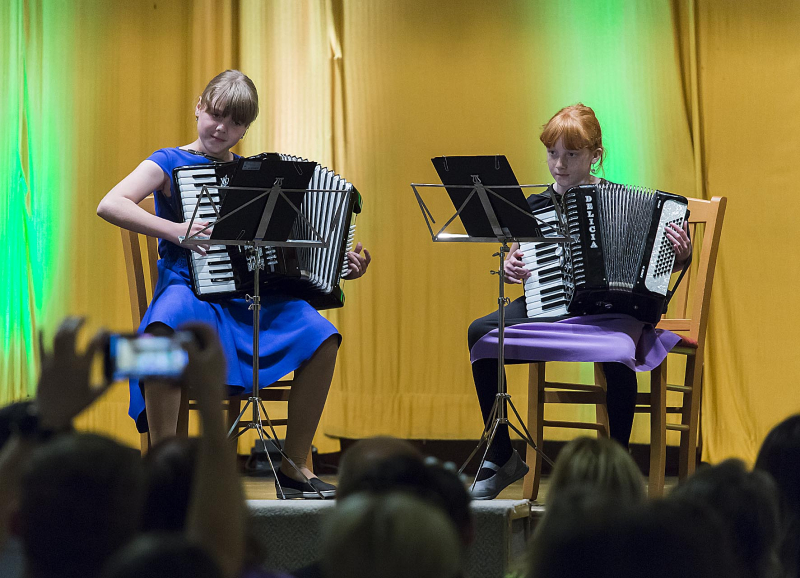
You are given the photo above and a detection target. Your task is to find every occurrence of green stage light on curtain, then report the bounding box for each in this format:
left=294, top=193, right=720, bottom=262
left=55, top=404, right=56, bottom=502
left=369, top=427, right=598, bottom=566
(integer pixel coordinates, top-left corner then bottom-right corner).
left=24, top=0, right=76, bottom=320
left=0, top=0, right=75, bottom=401
left=531, top=0, right=675, bottom=187
left=0, top=0, right=36, bottom=399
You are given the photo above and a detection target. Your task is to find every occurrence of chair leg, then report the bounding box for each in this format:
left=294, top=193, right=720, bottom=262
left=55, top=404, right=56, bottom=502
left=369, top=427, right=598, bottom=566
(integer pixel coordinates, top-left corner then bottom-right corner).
left=593, top=363, right=610, bottom=438
left=523, top=363, right=545, bottom=501
left=649, top=362, right=667, bottom=497
left=679, top=354, right=702, bottom=479
left=140, top=432, right=150, bottom=454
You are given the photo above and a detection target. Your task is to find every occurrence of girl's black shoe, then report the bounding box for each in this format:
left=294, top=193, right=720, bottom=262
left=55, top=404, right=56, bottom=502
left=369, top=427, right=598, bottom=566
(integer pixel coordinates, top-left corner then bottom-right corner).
left=275, top=469, right=336, bottom=500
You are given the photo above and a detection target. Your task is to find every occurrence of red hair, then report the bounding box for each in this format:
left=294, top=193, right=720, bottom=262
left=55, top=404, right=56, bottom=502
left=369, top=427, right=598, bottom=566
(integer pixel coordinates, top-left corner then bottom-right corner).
left=540, top=103, right=605, bottom=173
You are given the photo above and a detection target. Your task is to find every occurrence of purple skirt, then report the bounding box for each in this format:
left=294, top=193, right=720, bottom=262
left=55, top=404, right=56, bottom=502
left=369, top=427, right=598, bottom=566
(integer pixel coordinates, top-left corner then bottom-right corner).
left=470, top=314, right=680, bottom=372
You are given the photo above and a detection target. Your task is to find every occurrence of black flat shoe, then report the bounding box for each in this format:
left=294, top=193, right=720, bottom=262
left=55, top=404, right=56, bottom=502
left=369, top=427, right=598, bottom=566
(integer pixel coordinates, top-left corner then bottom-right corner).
left=275, top=469, right=336, bottom=500
left=470, top=450, right=529, bottom=500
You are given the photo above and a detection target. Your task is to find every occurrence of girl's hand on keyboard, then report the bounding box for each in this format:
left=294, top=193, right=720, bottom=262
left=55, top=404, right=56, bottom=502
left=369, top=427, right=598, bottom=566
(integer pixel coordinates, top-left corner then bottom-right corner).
left=177, top=220, right=212, bottom=256
left=504, top=250, right=530, bottom=284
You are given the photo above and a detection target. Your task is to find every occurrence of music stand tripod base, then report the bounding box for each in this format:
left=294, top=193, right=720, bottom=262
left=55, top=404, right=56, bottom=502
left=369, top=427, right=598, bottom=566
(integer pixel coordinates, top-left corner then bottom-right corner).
left=225, top=244, right=327, bottom=500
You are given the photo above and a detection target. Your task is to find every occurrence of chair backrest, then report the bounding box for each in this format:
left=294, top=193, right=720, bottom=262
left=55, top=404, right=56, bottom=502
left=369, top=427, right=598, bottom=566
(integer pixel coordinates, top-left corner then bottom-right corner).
left=656, top=196, right=727, bottom=348
left=120, top=195, right=159, bottom=327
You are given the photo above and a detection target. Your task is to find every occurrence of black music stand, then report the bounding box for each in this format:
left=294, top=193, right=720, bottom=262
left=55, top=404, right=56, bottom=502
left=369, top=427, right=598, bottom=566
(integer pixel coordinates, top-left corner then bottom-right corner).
left=182, top=158, right=348, bottom=499
left=411, top=155, right=560, bottom=491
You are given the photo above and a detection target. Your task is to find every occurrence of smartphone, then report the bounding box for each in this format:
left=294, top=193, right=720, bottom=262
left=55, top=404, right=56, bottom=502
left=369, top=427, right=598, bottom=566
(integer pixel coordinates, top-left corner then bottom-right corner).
left=105, top=333, right=191, bottom=381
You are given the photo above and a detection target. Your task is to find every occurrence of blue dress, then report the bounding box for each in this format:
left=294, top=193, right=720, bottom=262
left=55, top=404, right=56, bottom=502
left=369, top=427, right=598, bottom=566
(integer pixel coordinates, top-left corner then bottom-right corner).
left=130, top=148, right=339, bottom=432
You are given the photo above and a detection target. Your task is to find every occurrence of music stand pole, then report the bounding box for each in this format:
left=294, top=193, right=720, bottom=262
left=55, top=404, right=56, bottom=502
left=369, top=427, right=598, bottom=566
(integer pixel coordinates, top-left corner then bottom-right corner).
left=411, top=161, right=559, bottom=492
left=236, top=244, right=288, bottom=498
left=444, top=181, right=554, bottom=487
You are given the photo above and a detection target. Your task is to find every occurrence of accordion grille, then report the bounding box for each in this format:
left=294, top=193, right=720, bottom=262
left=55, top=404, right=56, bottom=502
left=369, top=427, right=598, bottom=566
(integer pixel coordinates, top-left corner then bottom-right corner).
left=277, top=154, right=356, bottom=293
left=595, top=182, right=657, bottom=290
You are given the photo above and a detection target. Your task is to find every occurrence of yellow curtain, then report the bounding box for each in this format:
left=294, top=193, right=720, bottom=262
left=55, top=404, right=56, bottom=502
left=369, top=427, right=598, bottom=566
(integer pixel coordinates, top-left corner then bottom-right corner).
left=694, top=2, right=800, bottom=462
left=64, top=0, right=237, bottom=444
left=6, top=0, right=798, bottom=463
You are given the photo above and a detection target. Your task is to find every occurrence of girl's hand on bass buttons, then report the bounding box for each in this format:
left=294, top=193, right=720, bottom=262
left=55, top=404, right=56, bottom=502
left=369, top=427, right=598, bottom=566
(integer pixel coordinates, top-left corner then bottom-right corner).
left=665, top=222, right=691, bottom=266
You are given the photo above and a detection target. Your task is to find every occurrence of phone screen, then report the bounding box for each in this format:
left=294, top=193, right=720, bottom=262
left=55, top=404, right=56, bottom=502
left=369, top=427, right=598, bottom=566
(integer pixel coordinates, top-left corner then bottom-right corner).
left=106, top=334, right=189, bottom=381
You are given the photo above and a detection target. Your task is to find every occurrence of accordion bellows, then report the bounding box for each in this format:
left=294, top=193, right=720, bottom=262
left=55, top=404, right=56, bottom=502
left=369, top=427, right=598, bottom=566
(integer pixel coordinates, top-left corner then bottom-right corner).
left=521, top=183, right=688, bottom=324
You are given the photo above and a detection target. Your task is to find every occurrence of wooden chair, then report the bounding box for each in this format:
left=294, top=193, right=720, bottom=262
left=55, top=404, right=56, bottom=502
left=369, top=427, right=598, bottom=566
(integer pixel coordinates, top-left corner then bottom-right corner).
left=121, top=195, right=293, bottom=453
left=522, top=196, right=727, bottom=500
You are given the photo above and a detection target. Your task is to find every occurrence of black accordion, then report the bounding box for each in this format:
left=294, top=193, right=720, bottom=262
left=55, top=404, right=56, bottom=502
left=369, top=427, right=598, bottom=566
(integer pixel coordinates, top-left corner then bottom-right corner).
left=521, top=183, right=688, bottom=324
left=174, top=153, right=361, bottom=310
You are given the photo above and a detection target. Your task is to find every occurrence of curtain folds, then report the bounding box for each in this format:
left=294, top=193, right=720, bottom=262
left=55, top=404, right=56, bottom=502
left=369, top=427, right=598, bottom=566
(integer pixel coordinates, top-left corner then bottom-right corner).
left=3, top=0, right=797, bottom=462
left=695, top=2, right=800, bottom=462
left=1, top=0, right=80, bottom=400
left=1, top=0, right=37, bottom=400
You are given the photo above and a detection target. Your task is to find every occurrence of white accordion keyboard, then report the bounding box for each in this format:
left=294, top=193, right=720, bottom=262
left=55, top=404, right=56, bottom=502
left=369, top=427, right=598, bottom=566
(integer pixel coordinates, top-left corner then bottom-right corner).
left=519, top=206, right=571, bottom=319
left=177, top=165, right=237, bottom=296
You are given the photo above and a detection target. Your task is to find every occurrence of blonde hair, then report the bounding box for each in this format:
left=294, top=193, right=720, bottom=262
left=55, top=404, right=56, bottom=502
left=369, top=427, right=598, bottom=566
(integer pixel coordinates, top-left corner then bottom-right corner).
left=548, top=436, right=645, bottom=504
left=198, top=70, right=259, bottom=126
left=540, top=103, right=605, bottom=173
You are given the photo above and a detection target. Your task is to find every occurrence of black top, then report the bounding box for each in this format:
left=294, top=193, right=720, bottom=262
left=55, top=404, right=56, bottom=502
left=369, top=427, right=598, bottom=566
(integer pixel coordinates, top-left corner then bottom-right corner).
left=526, top=184, right=557, bottom=212
left=526, top=179, right=610, bottom=214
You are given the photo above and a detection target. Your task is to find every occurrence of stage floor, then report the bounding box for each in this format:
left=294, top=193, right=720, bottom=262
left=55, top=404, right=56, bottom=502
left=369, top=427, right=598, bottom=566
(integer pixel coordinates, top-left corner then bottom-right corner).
left=243, top=474, right=543, bottom=502
left=243, top=473, right=678, bottom=502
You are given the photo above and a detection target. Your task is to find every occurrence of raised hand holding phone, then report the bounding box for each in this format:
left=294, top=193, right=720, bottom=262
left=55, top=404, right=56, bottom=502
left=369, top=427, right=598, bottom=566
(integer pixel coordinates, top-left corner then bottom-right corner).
left=37, top=316, right=111, bottom=431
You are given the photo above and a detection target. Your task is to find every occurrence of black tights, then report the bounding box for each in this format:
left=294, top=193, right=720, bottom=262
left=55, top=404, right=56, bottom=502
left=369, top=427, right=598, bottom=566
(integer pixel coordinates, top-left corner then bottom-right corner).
left=468, top=297, right=638, bottom=465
